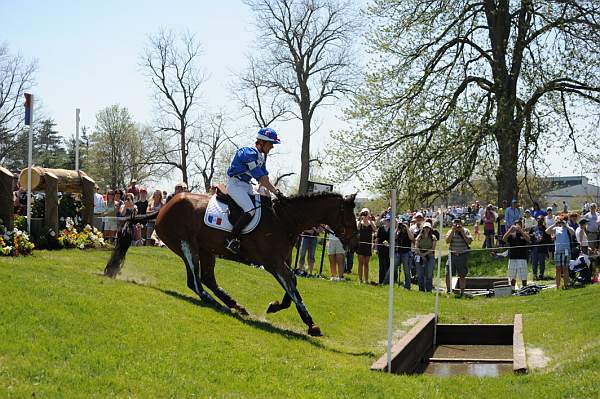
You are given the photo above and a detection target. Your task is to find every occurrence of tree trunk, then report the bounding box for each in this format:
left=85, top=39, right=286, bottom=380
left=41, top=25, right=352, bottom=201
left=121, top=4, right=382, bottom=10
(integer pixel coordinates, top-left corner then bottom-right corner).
left=180, top=126, right=188, bottom=185
left=298, top=115, right=311, bottom=195
left=494, top=124, right=519, bottom=206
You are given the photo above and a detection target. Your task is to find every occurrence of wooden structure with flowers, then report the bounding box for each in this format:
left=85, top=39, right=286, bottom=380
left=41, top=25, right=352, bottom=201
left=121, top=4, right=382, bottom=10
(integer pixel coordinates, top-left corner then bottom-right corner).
left=18, top=167, right=96, bottom=234
left=0, top=166, right=14, bottom=230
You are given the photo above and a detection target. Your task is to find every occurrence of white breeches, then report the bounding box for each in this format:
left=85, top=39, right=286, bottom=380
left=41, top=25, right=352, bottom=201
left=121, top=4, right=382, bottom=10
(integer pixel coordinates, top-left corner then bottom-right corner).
left=226, top=177, right=257, bottom=215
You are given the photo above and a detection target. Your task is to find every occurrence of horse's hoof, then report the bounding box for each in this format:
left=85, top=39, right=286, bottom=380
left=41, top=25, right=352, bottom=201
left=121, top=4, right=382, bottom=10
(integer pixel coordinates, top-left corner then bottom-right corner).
left=235, top=304, right=249, bottom=316
left=266, top=301, right=280, bottom=314
left=307, top=325, right=323, bottom=337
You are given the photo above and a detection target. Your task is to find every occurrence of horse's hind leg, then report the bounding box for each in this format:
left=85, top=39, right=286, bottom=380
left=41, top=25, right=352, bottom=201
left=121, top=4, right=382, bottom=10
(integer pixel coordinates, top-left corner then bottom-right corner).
left=180, top=240, right=221, bottom=308
left=268, top=265, right=322, bottom=336
left=198, top=252, right=249, bottom=315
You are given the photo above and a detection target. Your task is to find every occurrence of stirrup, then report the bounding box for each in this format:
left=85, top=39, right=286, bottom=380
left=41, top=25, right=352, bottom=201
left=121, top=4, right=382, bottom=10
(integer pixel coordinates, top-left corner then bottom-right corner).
left=225, top=238, right=240, bottom=254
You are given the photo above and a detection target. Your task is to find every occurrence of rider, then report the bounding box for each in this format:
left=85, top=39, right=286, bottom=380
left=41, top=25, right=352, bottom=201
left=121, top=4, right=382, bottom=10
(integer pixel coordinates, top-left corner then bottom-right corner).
left=224, top=127, right=285, bottom=254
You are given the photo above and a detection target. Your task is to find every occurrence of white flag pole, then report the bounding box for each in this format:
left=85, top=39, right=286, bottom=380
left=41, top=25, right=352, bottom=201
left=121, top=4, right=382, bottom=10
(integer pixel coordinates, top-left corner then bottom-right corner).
left=386, top=189, right=397, bottom=372
left=75, top=108, right=80, bottom=172
left=26, top=94, right=34, bottom=234
left=433, top=207, right=444, bottom=347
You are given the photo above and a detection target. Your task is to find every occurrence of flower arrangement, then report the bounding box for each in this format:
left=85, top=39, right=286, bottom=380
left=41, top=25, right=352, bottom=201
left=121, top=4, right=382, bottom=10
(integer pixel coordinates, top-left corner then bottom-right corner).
left=56, top=217, right=107, bottom=249
left=0, top=219, right=35, bottom=257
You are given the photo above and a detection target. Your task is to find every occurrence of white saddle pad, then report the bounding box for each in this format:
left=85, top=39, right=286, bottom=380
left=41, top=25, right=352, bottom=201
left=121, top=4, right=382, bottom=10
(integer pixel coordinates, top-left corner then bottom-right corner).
left=203, top=193, right=262, bottom=234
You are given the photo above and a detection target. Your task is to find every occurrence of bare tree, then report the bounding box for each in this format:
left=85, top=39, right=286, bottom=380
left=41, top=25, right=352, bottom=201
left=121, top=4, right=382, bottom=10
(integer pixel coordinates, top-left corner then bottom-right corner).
left=192, top=112, right=241, bottom=192
left=0, top=43, right=37, bottom=164
left=243, top=0, right=361, bottom=194
left=141, top=29, right=205, bottom=185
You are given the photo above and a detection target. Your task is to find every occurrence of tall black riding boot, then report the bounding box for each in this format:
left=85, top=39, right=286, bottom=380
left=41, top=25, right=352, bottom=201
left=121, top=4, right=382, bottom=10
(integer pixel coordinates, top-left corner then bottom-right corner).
left=225, top=212, right=253, bottom=254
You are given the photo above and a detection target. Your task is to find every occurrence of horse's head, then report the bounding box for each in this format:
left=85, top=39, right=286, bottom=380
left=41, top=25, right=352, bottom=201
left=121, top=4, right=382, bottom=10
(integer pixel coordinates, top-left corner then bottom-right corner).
left=330, top=193, right=358, bottom=250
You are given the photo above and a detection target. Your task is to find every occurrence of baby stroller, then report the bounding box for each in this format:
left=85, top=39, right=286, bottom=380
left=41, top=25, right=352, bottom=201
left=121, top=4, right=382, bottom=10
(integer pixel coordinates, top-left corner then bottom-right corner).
left=569, top=254, right=592, bottom=286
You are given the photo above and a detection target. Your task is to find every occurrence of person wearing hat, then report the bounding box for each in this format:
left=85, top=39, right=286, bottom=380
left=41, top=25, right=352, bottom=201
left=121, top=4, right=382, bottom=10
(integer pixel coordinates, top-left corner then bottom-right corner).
left=531, top=216, right=551, bottom=280
left=505, top=199, right=522, bottom=228
left=445, top=218, right=473, bottom=295
left=503, top=219, right=531, bottom=289
left=576, top=218, right=589, bottom=255
left=522, top=209, right=536, bottom=231
left=224, top=127, right=286, bottom=254
left=357, top=208, right=376, bottom=284
left=415, top=221, right=437, bottom=292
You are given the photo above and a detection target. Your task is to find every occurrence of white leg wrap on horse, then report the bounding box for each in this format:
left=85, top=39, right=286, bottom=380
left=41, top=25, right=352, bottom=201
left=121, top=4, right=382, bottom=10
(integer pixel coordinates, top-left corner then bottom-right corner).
left=181, top=240, right=201, bottom=295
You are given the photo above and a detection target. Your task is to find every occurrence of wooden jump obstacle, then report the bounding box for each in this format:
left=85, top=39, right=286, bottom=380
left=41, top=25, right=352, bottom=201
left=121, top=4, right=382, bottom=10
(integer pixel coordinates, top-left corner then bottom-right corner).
left=0, top=166, right=14, bottom=230
left=18, top=167, right=96, bottom=234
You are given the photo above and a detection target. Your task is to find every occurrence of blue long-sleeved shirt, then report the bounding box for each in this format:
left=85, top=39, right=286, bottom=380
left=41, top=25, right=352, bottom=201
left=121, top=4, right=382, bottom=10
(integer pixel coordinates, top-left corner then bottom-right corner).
left=226, top=146, right=268, bottom=183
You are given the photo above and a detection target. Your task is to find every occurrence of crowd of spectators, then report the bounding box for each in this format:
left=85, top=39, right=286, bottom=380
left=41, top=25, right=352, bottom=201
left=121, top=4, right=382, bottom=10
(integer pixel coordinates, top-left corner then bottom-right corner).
left=294, top=198, right=598, bottom=294
left=91, top=181, right=188, bottom=245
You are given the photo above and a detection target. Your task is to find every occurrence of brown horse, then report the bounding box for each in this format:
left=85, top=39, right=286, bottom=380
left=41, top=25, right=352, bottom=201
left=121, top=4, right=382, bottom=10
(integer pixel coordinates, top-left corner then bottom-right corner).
left=105, top=191, right=357, bottom=336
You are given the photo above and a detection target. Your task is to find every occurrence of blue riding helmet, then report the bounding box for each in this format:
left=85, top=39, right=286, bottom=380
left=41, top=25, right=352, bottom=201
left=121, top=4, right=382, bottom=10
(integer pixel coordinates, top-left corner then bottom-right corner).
left=256, top=127, right=281, bottom=144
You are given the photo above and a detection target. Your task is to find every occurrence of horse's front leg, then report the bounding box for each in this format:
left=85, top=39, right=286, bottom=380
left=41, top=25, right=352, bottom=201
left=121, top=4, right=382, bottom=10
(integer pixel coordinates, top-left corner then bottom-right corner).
left=266, top=292, right=292, bottom=313
left=268, top=265, right=322, bottom=337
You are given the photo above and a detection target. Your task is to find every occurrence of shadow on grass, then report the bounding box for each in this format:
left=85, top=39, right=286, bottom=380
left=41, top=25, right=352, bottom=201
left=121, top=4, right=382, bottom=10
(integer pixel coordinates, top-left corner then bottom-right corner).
left=138, top=284, right=376, bottom=358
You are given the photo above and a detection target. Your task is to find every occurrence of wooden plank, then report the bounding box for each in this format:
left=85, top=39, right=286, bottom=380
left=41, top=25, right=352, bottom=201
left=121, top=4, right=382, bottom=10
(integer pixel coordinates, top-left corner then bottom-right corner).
left=44, top=172, right=59, bottom=234
left=513, top=314, right=527, bottom=374
left=0, top=166, right=14, bottom=230
left=371, top=314, right=435, bottom=373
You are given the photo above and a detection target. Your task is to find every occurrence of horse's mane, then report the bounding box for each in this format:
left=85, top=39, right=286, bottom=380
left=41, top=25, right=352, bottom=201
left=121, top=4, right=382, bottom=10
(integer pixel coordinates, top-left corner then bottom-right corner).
left=286, top=191, right=344, bottom=201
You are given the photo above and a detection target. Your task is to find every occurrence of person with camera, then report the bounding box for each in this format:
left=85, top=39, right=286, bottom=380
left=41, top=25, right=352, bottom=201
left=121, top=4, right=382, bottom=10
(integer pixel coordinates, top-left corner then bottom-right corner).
left=383, top=219, right=414, bottom=289
left=546, top=216, right=575, bottom=289
left=530, top=216, right=552, bottom=280
left=415, top=222, right=437, bottom=292
left=445, top=218, right=473, bottom=295
left=374, top=214, right=391, bottom=284
left=357, top=208, right=376, bottom=284
left=503, top=220, right=531, bottom=289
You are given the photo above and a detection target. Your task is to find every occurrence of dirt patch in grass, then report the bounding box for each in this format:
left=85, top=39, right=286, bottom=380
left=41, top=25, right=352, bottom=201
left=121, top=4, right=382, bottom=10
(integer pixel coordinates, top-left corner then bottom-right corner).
left=527, top=346, right=550, bottom=369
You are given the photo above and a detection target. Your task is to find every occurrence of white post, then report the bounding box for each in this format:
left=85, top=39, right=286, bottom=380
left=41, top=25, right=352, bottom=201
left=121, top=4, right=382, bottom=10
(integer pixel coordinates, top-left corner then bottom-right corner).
left=25, top=94, right=34, bottom=234
left=75, top=108, right=80, bottom=172
left=433, top=207, right=444, bottom=347
left=386, top=189, right=397, bottom=373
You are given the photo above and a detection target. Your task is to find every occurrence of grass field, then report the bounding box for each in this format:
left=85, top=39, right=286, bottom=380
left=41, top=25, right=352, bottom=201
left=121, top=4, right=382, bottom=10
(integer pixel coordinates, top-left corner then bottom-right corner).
left=1, top=247, right=599, bottom=398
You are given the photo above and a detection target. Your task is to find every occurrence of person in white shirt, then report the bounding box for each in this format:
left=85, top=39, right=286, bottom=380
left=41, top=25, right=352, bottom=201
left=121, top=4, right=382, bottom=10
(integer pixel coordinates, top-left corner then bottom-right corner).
left=584, top=203, right=598, bottom=250
left=522, top=209, right=536, bottom=231
left=93, top=185, right=106, bottom=231
left=576, top=218, right=589, bottom=255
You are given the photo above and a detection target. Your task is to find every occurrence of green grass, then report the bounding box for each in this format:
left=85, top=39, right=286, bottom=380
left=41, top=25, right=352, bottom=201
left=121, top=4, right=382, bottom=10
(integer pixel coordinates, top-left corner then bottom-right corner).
left=1, top=247, right=599, bottom=398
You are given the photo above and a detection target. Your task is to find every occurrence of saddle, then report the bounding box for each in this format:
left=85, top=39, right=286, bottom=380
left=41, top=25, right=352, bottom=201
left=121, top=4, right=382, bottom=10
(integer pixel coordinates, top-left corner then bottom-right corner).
left=204, top=185, right=271, bottom=233
left=211, top=184, right=269, bottom=221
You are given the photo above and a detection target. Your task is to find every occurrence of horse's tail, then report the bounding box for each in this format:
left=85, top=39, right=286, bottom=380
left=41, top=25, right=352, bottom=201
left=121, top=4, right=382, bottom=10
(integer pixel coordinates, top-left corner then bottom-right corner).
left=104, top=211, right=160, bottom=278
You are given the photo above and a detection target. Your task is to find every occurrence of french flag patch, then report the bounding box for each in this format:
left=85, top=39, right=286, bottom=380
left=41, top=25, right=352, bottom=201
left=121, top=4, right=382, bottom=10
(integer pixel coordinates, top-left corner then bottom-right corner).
left=208, top=214, right=222, bottom=225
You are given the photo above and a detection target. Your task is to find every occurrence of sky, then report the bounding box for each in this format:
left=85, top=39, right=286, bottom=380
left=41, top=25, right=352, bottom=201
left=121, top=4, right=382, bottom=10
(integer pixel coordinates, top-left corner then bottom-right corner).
left=1, top=0, right=353, bottom=193
left=2, top=0, right=597, bottom=197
